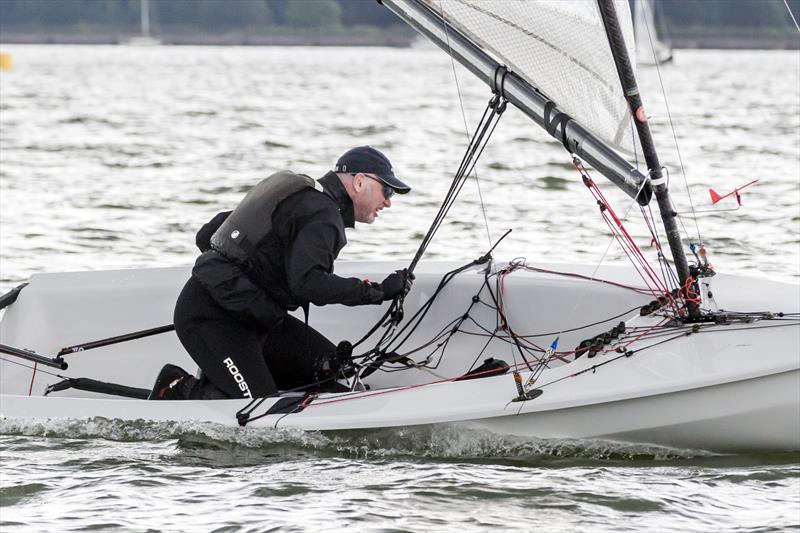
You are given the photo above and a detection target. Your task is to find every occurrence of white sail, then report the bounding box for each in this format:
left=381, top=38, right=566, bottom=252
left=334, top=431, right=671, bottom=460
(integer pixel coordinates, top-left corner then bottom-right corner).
left=633, top=0, right=673, bottom=65
left=422, top=0, right=639, bottom=154
left=126, top=0, right=161, bottom=46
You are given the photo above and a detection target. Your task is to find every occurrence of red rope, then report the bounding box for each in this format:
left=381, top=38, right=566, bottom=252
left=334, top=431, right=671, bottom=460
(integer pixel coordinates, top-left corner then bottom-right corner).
left=572, top=158, right=688, bottom=315
left=588, top=177, right=668, bottom=294
left=517, top=265, right=653, bottom=294
left=597, top=207, right=661, bottom=294
left=28, top=362, right=37, bottom=396
left=683, top=275, right=701, bottom=305
left=621, top=317, right=672, bottom=349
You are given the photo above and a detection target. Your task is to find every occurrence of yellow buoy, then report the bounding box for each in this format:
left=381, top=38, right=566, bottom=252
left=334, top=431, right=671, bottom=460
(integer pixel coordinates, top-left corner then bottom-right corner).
left=0, top=53, right=14, bottom=71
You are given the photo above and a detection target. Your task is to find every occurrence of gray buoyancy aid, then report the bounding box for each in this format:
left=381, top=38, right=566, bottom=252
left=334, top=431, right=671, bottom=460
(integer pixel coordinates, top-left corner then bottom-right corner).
left=210, top=170, right=323, bottom=267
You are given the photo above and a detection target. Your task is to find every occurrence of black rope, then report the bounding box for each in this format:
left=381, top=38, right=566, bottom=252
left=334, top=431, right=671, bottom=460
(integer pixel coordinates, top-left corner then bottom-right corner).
left=354, top=256, right=490, bottom=379
left=406, top=93, right=507, bottom=276
left=483, top=265, right=536, bottom=371
left=349, top=89, right=509, bottom=375
left=354, top=231, right=514, bottom=379
left=387, top=232, right=509, bottom=352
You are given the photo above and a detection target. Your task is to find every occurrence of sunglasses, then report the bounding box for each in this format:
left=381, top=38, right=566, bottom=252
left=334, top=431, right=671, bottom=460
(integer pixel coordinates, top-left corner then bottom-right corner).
left=354, top=173, right=395, bottom=200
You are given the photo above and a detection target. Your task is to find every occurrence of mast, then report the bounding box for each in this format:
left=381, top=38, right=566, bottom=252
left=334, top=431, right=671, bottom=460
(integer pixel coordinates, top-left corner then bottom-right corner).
left=596, top=0, right=696, bottom=315
left=380, top=0, right=652, bottom=205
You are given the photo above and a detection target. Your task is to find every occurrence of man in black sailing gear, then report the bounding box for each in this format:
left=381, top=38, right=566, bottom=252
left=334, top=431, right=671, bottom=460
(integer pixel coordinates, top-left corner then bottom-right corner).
left=149, top=146, right=412, bottom=400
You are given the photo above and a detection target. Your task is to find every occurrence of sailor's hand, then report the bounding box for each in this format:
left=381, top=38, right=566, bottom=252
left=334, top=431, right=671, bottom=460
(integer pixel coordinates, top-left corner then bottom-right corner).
left=380, top=269, right=413, bottom=300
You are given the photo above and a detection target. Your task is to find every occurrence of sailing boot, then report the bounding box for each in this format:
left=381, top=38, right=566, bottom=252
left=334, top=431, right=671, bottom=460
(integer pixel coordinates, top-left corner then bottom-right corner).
left=187, top=375, right=229, bottom=400
left=147, top=364, right=197, bottom=400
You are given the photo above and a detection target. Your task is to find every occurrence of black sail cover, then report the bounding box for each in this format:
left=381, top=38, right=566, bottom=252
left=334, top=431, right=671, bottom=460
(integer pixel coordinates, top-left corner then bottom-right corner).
left=210, top=171, right=322, bottom=265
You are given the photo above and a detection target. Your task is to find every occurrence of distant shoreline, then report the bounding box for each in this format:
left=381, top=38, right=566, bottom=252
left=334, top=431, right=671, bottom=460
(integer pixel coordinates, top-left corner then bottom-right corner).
left=0, top=31, right=416, bottom=47
left=1, top=31, right=797, bottom=49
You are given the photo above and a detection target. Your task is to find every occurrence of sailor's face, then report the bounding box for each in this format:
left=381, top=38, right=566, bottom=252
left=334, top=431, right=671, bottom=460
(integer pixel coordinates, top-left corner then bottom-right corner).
left=352, top=173, right=392, bottom=224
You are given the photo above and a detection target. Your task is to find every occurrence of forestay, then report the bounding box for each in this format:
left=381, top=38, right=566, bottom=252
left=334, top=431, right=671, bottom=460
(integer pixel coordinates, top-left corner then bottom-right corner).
left=421, top=0, right=639, bottom=155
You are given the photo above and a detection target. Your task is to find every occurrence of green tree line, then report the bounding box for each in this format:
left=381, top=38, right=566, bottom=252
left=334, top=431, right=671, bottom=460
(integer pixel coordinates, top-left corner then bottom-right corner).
left=0, top=0, right=797, bottom=33
left=0, top=0, right=396, bottom=32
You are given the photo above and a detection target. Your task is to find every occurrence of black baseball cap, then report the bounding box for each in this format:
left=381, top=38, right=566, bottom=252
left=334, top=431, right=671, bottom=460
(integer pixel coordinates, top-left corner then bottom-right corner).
left=334, top=146, right=411, bottom=194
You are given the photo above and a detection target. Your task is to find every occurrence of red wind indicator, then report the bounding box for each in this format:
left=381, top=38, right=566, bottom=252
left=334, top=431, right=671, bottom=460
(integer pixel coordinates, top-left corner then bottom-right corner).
left=708, top=179, right=759, bottom=206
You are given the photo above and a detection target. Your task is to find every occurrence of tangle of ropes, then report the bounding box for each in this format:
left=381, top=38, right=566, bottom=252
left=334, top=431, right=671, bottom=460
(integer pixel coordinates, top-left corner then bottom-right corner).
left=229, top=265, right=800, bottom=420
left=342, top=87, right=510, bottom=383
left=570, top=157, right=703, bottom=318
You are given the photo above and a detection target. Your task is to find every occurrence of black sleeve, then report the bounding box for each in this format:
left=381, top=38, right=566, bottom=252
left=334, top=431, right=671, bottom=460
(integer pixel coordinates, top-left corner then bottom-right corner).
left=195, top=211, right=232, bottom=252
left=284, top=213, right=384, bottom=306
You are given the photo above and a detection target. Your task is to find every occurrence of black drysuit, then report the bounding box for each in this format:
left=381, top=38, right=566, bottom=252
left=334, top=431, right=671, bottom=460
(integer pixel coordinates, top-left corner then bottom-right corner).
left=174, top=172, right=384, bottom=399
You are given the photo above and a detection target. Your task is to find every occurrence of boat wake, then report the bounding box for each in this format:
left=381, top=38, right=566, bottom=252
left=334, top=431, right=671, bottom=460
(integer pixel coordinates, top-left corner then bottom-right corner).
left=0, top=416, right=733, bottom=464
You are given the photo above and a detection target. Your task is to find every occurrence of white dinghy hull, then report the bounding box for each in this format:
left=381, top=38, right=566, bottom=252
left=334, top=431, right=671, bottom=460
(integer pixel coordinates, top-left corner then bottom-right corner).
left=1, top=367, right=797, bottom=452
left=1, top=262, right=798, bottom=452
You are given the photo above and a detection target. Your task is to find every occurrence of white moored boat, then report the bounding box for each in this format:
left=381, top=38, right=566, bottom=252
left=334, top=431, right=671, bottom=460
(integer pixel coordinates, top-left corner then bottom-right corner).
left=632, top=0, right=673, bottom=65
left=2, top=0, right=799, bottom=452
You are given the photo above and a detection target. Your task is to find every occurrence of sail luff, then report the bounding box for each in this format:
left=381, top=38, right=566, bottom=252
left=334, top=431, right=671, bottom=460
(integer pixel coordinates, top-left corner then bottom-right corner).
left=381, top=0, right=651, bottom=205
left=596, top=0, right=696, bottom=314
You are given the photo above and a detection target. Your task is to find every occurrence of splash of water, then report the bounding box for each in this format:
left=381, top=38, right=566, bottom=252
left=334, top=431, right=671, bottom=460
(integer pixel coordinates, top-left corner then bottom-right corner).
left=0, top=416, right=718, bottom=464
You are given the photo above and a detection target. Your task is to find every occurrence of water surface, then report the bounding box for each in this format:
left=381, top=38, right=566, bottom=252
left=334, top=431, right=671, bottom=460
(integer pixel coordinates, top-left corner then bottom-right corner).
left=0, top=45, right=799, bottom=531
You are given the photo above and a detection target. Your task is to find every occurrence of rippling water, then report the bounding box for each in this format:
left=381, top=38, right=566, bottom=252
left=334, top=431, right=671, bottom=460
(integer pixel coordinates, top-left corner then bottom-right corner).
left=2, top=420, right=799, bottom=532
left=0, top=46, right=798, bottom=288
left=1, top=45, right=799, bottom=530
